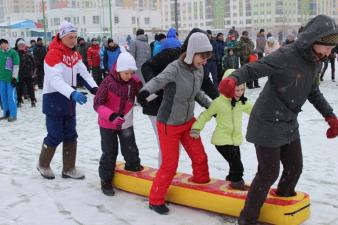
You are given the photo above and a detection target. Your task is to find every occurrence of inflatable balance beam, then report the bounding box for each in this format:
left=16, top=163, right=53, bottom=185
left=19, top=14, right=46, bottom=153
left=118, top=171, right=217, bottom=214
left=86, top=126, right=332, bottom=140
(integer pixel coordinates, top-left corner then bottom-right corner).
left=113, top=162, right=310, bottom=225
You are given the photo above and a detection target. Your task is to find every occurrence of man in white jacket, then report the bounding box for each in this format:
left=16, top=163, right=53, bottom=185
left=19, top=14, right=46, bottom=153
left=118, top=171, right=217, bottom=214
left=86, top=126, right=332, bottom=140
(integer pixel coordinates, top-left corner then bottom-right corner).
left=37, top=21, right=98, bottom=180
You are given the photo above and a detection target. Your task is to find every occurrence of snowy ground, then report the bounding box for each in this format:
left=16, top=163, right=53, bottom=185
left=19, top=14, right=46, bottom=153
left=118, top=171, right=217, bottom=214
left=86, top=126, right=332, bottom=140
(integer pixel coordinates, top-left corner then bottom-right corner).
left=1, top=65, right=338, bottom=225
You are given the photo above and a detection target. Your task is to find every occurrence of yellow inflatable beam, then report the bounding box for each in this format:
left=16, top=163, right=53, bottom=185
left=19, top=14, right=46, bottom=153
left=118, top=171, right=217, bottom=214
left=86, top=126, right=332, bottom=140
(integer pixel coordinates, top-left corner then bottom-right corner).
left=113, top=162, right=310, bottom=225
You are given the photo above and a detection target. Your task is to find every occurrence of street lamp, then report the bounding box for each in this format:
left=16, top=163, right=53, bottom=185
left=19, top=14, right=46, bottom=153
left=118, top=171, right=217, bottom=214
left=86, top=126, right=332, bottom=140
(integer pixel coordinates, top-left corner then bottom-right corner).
left=174, top=0, right=178, bottom=32
left=108, top=0, right=113, bottom=38
left=42, top=0, right=47, bottom=45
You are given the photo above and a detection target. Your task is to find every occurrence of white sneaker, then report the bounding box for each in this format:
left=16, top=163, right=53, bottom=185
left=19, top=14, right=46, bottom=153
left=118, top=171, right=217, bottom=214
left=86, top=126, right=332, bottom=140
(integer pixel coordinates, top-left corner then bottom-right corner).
left=37, top=165, right=55, bottom=179
left=62, top=168, right=85, bottom=179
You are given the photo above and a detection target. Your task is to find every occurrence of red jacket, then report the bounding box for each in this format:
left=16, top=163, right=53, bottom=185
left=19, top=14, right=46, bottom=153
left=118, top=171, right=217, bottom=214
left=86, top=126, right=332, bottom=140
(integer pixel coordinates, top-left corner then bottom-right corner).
left=87, top=44, right=101, bottom=68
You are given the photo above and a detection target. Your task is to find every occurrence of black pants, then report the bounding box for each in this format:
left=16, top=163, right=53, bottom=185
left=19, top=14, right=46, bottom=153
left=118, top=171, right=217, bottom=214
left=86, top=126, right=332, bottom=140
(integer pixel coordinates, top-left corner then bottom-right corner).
left=36, top=66, right=44, bottom=89
left=17, top=76, right=36, bottom=103
left=320, top=58, right=335, bottom=80
left=238, top=139, right=303, bottom=224
left=92, top=67, right=103, bottom=86
left=215, top=145, right=244, bottom=182
left=99, top=127, right=141, bottom=181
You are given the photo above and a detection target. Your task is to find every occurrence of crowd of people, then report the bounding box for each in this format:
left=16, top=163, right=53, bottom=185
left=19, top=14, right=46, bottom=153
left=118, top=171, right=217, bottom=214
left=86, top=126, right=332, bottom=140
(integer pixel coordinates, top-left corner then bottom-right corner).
left=1, top=14, right=338, bottom=225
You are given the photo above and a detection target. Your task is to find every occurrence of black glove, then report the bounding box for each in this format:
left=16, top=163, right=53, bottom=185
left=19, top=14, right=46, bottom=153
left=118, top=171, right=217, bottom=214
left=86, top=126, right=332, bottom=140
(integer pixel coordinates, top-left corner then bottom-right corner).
left=90, top=87, right=98, bottom=95
left=109, top=113, right=124, bottom=121
left=11, top=78, right=17, bottom=87
left=137, top=90, right=150, bottom=107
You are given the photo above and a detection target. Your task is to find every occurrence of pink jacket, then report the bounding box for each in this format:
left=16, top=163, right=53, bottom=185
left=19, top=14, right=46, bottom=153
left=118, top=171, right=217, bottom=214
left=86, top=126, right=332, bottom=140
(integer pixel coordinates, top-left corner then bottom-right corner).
left=93, top=68, right=142, bottom=130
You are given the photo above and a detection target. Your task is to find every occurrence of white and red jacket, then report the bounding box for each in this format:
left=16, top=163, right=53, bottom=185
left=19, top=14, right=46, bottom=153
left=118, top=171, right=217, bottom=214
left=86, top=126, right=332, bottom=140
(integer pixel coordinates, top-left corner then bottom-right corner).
left=43, top=35, right=97, bottom=116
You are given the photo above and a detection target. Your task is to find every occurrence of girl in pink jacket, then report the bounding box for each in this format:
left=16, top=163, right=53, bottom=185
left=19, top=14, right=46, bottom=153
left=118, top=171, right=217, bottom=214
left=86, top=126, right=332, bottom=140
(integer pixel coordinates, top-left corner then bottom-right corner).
left=94, top=52, right=143, bottom=196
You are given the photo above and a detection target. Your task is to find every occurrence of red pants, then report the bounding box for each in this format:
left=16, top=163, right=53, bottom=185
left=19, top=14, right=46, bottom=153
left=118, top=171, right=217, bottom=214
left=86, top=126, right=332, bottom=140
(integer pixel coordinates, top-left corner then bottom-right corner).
left=149, top=118, right=210, bottom=205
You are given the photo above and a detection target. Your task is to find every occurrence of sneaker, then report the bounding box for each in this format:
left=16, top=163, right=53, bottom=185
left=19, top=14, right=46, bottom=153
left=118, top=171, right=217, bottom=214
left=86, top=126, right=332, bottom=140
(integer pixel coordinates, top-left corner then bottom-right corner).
left=332, top=79, right=336, bottom=82
left=254, top=85, right=261, bottom=88
left=149, top=204, right=169, bottom=215
left=101, top=180, right=115, bottom=196
left=31, top=102, right=36, bottom=107
left=8, top=117, right=17, bottom=122
left=62, top=168, right=85, bottom=179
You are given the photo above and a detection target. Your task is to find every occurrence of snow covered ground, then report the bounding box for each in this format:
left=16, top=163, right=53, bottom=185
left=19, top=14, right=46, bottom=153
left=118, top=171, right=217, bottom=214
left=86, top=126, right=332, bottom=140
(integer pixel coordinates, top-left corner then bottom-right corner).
left=1, top=65, right=338, bottom=225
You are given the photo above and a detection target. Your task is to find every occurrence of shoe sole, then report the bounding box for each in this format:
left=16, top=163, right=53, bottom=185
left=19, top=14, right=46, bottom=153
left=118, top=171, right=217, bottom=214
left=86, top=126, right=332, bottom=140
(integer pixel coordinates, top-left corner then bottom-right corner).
left=62, top=173, right=85, bottom=179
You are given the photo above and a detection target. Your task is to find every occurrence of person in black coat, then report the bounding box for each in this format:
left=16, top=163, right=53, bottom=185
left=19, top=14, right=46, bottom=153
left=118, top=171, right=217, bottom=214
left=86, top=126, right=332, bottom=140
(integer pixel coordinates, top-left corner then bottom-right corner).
left=219, top=15, right=338, bottom=225
left=33, top=37, right=47, bottom=89
left=139, top=28, right=219, bottom=166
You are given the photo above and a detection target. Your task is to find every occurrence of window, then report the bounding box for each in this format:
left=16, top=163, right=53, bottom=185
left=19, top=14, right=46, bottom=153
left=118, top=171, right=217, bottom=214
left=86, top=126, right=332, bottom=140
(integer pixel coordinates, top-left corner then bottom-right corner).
left=64, top=17, right=71, bottom=22
left=93, top=16, right=99, bottom=24
left=83, top=16, right=86, bottom=24
left=144, top=17, right=150, bottom=25
left=53, top=18, right=60, bottom=26
left=246, top=19, right=251, bottom=24
left=132, top=17, right=136, bottom=24
left=114, top=16, right=119, bottom=24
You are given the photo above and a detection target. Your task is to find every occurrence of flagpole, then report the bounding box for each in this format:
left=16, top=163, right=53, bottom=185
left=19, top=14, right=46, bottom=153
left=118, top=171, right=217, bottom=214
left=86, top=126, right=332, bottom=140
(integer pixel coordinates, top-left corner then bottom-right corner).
left=42, top=0, right=47, bottom=45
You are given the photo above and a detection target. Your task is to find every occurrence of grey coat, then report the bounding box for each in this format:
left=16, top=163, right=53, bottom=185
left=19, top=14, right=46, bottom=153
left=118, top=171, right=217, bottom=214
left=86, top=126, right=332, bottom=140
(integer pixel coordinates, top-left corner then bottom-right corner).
left=141, top=59, right=210, bottom=125
left=129, top=34, right=151, bottom=82
left=230, top=15, right=338, bottom=147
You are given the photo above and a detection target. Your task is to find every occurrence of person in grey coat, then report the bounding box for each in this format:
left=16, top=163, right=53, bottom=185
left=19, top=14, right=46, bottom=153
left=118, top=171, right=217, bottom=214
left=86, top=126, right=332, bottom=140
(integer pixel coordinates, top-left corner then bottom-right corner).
left=129, top=29, right=151, bottom=83
left=219, top=15, right=338, bottom=225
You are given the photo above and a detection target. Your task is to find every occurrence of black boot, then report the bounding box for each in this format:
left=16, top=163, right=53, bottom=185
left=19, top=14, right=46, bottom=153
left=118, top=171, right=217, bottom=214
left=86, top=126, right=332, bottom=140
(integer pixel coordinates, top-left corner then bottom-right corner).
left=0, top=111, right=9, bottom=120
left=101, top=180, right=115, bottom=196
left=124, top=164, right=144, bottom=172
left=149, top=204, right=169, bottom=215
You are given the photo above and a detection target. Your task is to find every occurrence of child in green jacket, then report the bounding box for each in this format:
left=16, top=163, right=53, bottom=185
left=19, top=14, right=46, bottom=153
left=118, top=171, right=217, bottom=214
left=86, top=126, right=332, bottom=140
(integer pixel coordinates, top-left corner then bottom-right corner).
left=190, top=69, right=253, bottom=190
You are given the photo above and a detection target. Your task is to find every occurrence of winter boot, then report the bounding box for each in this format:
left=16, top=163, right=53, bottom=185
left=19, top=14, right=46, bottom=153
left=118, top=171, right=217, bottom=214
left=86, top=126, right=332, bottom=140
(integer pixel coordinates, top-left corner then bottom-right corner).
left=149, top=204, right=169, bottom=215
left=101, top=180, right=115, bottom=196
left=61, top=141, right=85, bottom=179
left=37, top=143, right=57, bottom=179
left=7, top=117, right=17, bottom=122
left=229, top=180, right=250, bottom=191
left=124, top=163, right=144, bottom=172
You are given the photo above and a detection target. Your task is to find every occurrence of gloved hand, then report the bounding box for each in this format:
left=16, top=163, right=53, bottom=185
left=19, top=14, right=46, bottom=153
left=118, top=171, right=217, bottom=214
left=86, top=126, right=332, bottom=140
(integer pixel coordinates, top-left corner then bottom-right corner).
left=90, top=87, right=98, bottom=95
left=218, top=77, right=237, bottom=98
left=137, top=90, right=150, bottom=107
left=11, top=78, right=17, bottom=87
left=325, top=115, right=338, bottom=138
left=109, top=113, right=125, bottom=127
left=70, top=91, right=87, bottom=105
left=190, top=129, right=200, bottom=139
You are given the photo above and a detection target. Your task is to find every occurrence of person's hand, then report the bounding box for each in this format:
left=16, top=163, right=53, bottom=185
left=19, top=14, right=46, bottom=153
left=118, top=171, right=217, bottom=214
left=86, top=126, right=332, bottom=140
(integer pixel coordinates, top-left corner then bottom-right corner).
left=11, top=78, right=17, bottom=87
left=190, top=129, right=200, bottom=139
left=218, top=77, right=237, bottom=98
left=137, top=90, right=150, bottom=107
left=70, top=91, right=87, bottom=105
left=325, top=115, right=338, bottom=138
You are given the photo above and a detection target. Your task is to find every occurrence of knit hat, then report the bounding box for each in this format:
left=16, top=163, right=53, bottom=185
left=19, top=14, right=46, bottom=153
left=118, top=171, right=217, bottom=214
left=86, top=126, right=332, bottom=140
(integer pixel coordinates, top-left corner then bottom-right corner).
left=116, top=52, right=137, bottom=72
left=314, top=33, right=338, bottom=46
left=267, top=36, right=275, bottom=43
left=184, top=32, right=213, bottom=64
left=59, top=21, right=77, bottom=38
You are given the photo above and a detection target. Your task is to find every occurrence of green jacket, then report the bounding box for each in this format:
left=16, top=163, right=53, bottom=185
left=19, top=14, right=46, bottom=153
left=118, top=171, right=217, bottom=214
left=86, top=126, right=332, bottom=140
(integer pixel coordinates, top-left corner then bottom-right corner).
left=192, top=95, right=253, bottom=146
left=0, top=48, right=20, bottom=82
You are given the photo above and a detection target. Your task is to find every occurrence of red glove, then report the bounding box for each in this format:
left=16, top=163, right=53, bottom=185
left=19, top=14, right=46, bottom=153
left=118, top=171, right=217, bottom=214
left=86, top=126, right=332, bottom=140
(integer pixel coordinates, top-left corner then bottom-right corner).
left=218, top=77, right=237, bottom=98
left=325, top=115, right=338, bottom=138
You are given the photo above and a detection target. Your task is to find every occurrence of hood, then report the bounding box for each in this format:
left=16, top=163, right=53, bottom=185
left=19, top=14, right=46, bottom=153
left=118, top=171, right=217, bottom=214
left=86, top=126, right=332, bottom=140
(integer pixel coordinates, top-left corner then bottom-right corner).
left=167, top=28, right=177, bottom=38
left=136, top=34, right=148, bottom=42
left=295, top=15, right=338, bottom=60
left=110, top=63, right=132, bottom=85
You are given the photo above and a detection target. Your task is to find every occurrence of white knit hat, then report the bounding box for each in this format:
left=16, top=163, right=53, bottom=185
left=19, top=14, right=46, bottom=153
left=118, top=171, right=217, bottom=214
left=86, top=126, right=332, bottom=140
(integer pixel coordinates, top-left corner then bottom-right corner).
left=267, top=36, right=275, bottom=43
left=184, top=32, right=213, bottom=64
left=116, top=52, right=137, bottom=72
left=59, top=20, right=77, bottom=38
